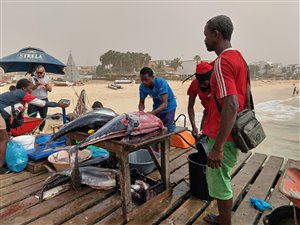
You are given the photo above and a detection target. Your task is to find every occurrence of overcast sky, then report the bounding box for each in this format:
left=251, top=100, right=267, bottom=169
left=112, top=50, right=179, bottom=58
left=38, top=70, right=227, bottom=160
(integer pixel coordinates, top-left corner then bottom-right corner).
left=0, top=0, right=299, bottom=66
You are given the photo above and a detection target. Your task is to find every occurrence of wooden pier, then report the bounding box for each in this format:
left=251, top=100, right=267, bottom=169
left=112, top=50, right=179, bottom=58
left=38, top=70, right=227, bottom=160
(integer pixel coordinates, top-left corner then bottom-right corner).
left=0, top=147, right=299, bottom=225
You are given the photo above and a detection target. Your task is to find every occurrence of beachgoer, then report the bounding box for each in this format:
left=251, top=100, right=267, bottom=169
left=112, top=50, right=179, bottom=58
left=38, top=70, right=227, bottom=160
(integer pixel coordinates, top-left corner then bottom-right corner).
left=27, top=65, right=53, bottom=133
left=293, top=85, right=296, bottom=96
left=201, top=15, right=248, bottom=225
left=92, top=101, right=103, bottom=110
left=0, top=78, right=69, bottom=174
left=138, top=67, right=177, bottom=131
left=9, top=85, right=16, bottom=91
left=187, top=61, right=213, bottom=137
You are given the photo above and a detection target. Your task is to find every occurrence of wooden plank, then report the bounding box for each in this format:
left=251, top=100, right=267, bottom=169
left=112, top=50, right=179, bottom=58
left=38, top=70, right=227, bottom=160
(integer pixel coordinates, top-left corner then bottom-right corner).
left=257, top=159, right=300, bottom=225
left=169, top=147, right=193, bottom=161
left=0, top=173, right=49, bottom=195
left=1, top=187, right=93, bottom=225
left=95, top=208, right=124, bottom=225
left=0, top=171, right=19, bottom=180
left=160, top=197, right=209, bottom=225
left=231, top=152, right=252, bottom=177
left=193, top=153, right=267, bottom=225
left=25, top=159, right=52, bottom=174
left=28, top=189, right=116, bottom=225
left=127, top=181, right=189, bottom=225
left=170, top=163, right=189, bottom=185
left=232, top=156, right=284, bottom=225
left=62, top=194, right=122, bottom=225
left=161, top=138, right=171, bottom=189
left=0, top=181, right=44, bottom=209
left=0, top=171, right=44, bottom=188
left=0, top=196, right=39, bottom=220
left=118, top=151, right=132, bottom=222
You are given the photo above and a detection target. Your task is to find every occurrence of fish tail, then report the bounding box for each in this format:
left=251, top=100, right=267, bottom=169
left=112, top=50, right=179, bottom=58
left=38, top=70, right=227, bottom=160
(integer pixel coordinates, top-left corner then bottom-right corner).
left=70, top=145, right=81, bottom=191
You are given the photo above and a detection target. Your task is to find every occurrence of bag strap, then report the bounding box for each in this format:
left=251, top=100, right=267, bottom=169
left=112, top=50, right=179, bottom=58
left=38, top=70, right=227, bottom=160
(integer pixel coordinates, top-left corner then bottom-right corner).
left=214, top=60, right=254, bottom=114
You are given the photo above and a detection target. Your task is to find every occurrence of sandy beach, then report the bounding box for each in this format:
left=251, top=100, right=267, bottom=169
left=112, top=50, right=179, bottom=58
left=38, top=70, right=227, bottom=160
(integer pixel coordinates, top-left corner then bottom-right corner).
left=43, top=79, right=299, bottom=116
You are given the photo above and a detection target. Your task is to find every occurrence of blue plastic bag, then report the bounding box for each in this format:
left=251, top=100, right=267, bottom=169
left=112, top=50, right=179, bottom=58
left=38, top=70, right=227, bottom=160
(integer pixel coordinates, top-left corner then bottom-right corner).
left=87, top=145, right=109, bottom=159
left=5, top=140, right=28, bottom=172
left=249, top=197, right=272, bottom=212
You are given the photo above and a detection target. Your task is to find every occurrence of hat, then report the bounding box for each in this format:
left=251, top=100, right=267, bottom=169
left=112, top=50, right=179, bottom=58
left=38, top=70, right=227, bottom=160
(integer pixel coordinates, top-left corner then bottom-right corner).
left=195, top=62, right=213, bottom=75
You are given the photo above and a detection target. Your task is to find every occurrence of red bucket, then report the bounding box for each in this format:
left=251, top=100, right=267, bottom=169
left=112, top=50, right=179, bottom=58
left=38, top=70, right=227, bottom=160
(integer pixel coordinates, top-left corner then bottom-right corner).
left=11, top=117, right=42, bottom=137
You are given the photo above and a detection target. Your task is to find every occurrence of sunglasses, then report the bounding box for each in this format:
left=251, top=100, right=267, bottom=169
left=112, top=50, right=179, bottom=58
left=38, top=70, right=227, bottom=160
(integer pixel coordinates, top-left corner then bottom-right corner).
left=37, top=71, right=44, bottom=75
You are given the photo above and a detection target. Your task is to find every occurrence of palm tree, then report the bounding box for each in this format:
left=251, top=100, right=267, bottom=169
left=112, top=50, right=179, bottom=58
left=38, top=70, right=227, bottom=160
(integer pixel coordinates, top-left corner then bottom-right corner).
left=155, top=61, right=165, bottom=72
left=169, top=58, right=183, bottom=73
left=194, top=55, right=201, bottom=64
left=263, top=64, right=271, bottom=75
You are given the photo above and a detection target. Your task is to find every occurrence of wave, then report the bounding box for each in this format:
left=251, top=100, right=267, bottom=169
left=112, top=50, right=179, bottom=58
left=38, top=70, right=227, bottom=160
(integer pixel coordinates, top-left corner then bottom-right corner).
left=255, top=96, right=300, bottom=122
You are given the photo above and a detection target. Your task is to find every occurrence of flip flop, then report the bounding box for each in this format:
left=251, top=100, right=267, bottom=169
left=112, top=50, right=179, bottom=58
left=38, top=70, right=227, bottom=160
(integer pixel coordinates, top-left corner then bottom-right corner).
left=203, top=214, right=220, bottom=225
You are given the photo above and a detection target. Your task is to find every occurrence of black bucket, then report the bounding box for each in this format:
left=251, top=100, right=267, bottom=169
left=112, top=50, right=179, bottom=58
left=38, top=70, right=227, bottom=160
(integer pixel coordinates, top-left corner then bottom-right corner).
left=188, top=152, right=211, bottom=200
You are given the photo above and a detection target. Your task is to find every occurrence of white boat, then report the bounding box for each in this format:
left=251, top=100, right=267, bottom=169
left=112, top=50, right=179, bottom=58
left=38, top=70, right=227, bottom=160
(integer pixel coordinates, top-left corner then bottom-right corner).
left=107, top=83, right=122, bottom=90
left=114, top=79, right=133, bottom=84
left=54, top=81, right=74, bottom=86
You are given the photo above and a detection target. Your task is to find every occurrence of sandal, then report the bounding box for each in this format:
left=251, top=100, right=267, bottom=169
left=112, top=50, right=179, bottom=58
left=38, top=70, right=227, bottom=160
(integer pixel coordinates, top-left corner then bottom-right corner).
left=203, top=214, right=220, bottom=225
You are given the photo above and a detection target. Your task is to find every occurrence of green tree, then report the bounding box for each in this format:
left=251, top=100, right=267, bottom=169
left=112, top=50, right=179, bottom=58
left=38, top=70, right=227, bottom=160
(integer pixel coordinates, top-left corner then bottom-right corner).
left=169, top=58, right=183, bottom=72
left=193, top=55, right=201, bottom=64
left=263, top=64, right=271, bottom=75
left=99, top=50, right=152, bottom=74
left=96, top=64, right=106, bottom=76
left=248, top=64, right=260, bottom=79
left=155, top=61, right=165, bottom=72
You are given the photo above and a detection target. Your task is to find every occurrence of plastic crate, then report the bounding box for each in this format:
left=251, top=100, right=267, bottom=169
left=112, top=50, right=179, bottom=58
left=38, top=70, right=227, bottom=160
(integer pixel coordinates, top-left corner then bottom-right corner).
left=116, top=168, right=164, bottom=204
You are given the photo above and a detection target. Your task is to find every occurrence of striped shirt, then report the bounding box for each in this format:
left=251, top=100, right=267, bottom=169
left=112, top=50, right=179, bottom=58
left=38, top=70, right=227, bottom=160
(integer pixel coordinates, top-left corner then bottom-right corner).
left=202, top=48, right=248, bottom=140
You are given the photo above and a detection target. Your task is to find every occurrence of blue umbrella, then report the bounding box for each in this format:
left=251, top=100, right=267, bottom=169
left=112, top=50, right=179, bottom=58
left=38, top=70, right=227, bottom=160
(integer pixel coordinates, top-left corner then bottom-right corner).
left=0, top=47, right=65, bottom=74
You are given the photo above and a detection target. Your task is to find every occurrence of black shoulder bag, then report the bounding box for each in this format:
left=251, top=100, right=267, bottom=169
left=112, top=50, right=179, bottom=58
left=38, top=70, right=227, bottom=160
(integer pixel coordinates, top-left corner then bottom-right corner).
left=10, top=102, right=24, bottom=129
left=214, top=64, right=266, bottom=153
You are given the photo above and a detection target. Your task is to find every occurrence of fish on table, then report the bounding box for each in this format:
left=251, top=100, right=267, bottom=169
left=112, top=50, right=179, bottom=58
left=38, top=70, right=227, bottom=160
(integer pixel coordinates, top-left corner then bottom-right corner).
left=50, top=108, right=118, bottom=142
left=79, top=111, right=167, bottom=150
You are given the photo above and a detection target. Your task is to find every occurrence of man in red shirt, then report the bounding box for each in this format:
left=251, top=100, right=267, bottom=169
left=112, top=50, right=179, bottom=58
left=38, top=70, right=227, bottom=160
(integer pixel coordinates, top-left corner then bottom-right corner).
left=202, top=15, right=247, bottom=225
left=187, top=61, right=212, bottom=137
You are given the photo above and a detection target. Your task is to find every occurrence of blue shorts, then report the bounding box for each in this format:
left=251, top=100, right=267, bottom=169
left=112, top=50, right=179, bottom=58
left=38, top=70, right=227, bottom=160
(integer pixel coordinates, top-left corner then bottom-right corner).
left=156, top=109, right=176, bottom=131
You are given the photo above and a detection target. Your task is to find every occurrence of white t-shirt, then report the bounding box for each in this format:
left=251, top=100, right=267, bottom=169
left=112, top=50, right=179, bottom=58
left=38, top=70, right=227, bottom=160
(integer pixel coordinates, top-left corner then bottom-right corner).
left=31, top=75, right=51, bottom=100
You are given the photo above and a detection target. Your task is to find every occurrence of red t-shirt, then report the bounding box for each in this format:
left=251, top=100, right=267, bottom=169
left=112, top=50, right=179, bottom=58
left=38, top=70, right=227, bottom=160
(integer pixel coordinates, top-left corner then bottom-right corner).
left=202, top=48, right=248, bottom=141
left=187, top=79, right=211, bottom=111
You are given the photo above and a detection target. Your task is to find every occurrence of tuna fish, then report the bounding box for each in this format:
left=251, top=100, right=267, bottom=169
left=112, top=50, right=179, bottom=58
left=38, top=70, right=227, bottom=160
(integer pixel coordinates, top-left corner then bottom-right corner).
left=79, top=112, right=166, bottom=150
left=41, top=148, right=117, bottom=199
left=50, top=108, right=118, bottom=142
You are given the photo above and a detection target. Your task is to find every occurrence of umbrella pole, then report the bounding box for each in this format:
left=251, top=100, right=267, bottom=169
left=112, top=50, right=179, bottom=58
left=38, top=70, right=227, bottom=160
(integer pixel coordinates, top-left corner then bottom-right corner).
left=62, top=108, right=67, bottom=124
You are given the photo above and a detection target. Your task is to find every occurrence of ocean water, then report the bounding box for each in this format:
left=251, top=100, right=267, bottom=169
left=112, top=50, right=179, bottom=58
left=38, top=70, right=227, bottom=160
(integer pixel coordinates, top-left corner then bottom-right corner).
left=253, top=96, right=300, bottom=161
left=177, top=96, right=300, bottom=161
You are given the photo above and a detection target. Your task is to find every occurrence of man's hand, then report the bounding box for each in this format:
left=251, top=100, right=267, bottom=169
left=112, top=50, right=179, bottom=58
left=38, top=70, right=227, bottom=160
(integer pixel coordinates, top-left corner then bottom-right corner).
left=192, top=126, right=199, bottom=138
left=207, top=145, right=223, bottom=168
